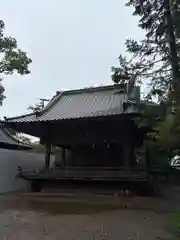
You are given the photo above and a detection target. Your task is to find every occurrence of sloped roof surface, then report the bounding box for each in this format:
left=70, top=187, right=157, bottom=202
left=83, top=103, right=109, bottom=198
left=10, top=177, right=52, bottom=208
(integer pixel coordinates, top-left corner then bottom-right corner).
left=0, top=124, right=32, bottom=150
left=5, top=84, right=139, bottom=123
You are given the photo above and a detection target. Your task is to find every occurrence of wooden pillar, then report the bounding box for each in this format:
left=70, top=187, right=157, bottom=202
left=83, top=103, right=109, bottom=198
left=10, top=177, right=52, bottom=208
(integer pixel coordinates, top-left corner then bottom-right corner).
left=61, top=148, right=66, bottom=167
left=123, top=139, right=130, bottom=171
left=45, top=142, right=51, bottom=169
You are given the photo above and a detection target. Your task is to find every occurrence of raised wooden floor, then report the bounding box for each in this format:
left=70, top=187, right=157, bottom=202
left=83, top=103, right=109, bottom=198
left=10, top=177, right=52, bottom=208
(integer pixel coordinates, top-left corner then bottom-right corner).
left=18, top=167, right=161, bottom=182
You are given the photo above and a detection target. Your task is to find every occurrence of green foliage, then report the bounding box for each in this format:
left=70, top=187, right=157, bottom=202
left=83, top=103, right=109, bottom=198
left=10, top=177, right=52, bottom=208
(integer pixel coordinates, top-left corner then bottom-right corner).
left=112, top=0, right=180, bottom=164
left=138, top=103, right=180, bottom=161
left=166, top=212, right=180, bottom=237
left=112, top=0, right=180, bottom=99
left=0, top=20, right=32, bottom=105
left=155, top=114, right=178, bottom=149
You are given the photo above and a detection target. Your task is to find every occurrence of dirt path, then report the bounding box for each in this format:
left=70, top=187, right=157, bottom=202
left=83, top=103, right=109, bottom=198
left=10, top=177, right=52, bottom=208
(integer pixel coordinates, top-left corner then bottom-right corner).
left=0, top=194, right=178, bottom=240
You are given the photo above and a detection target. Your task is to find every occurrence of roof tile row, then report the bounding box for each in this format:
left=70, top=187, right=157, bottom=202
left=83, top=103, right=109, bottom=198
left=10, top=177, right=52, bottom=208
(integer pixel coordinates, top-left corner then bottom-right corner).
left=6, top=85, right=139, bottom=123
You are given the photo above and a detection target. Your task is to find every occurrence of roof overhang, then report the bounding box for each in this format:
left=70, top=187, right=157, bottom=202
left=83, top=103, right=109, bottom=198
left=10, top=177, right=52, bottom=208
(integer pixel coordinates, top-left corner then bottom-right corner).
left=2, top=113, right=147, bottom=147
left=0, top=124, right=32, bottom=150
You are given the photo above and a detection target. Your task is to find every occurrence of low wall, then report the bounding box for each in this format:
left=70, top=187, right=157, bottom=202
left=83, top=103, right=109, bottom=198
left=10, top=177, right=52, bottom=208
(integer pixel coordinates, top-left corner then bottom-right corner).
left=0, top=149, right=54, bottom=193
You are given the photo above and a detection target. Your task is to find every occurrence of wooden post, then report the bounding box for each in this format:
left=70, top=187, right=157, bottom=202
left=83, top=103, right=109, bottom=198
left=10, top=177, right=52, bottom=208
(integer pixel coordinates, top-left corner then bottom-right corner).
left=61, top=148, right=66, bottom=167
left=123, top=139, right=130, bottom=171
left=45, top=142, right=51, bottom=169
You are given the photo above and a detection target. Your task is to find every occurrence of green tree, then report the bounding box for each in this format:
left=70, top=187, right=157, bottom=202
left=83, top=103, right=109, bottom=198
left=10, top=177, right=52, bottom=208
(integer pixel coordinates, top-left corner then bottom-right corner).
left=112, top=0, right=180, bottom=100
left=113, top=0, right=180, bottom=163
left=0, top=20, right=32, bottom=104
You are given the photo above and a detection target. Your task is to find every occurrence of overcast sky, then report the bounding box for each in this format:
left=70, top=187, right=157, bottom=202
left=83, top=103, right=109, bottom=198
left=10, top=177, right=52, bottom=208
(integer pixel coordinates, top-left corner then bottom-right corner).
left=0, top=0, right=143, bottom=118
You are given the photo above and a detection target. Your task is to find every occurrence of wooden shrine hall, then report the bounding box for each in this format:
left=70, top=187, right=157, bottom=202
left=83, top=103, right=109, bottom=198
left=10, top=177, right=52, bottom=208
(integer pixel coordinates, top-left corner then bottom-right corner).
left=2, top=84, right=151, bottom=187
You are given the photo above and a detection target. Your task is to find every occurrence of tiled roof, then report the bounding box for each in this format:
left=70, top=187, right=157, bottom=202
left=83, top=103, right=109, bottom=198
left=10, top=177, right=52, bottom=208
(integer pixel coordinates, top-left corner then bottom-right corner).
left=5, top=84, right=140, bottom=123
left=0, top=124, right=32, bottom=150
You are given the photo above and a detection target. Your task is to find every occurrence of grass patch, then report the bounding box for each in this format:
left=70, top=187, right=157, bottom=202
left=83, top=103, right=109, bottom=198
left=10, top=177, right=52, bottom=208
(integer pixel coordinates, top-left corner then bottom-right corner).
left=166, top=212, right=180, bottom=237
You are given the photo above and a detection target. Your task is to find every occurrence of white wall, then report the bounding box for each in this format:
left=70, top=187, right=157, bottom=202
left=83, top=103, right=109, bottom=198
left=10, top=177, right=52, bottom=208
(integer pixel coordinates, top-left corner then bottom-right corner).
left=0, top=149, right=54, bottom=193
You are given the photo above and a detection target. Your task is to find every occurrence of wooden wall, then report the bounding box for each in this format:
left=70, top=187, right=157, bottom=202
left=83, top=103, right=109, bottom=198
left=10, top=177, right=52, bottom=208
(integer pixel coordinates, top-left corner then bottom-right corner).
left=54, top=144, right=124, bottom=167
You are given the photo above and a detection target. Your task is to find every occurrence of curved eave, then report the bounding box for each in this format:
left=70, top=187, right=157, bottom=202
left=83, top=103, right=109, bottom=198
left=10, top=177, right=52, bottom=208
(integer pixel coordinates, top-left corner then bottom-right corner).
left=0, top=124, right=32, bottom=150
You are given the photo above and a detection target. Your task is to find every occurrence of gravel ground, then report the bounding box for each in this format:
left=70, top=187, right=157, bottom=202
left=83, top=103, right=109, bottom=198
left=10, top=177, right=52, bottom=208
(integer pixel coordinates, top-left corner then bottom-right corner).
left=0, top=194, right=179, bottom=240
